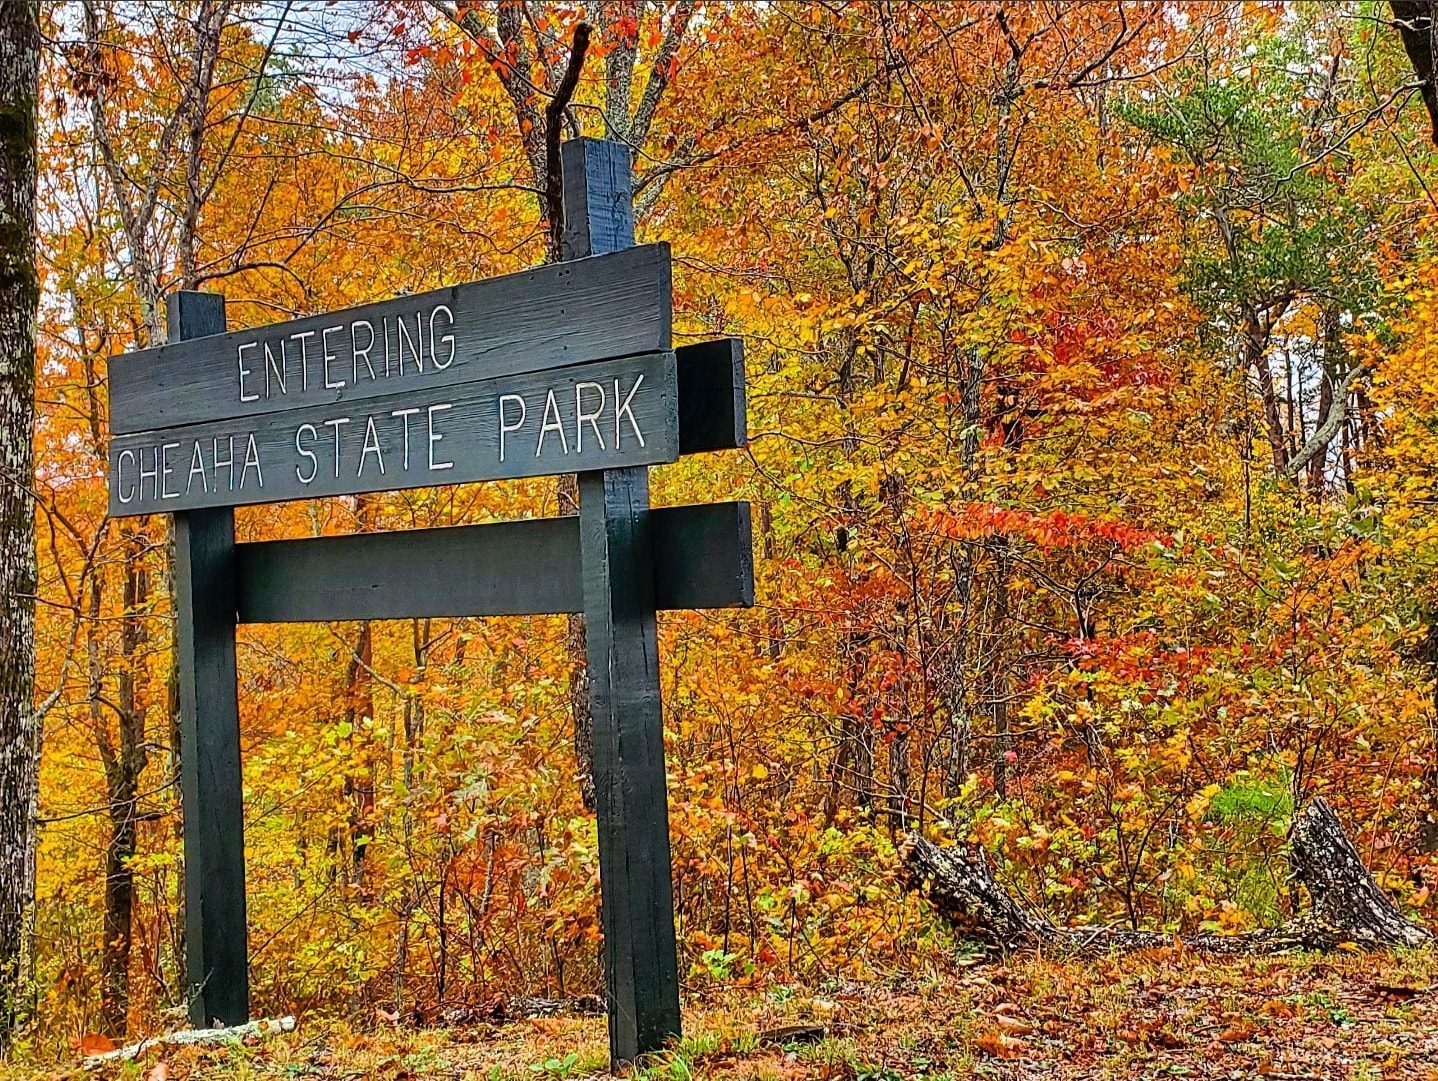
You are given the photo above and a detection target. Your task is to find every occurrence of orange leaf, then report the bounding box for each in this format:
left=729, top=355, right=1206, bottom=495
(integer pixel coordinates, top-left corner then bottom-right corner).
left=77, top=1032, right=116, bottom=1056
left=975, top=1026, right=1025, bottom=1058
left=1218, top=1019, right=1258, bottom=1043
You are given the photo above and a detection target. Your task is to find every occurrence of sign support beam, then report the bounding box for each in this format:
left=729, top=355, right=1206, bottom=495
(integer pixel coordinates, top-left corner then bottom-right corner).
left=107, top=139, right=745, bottom=1064
left=168, top=291, right=250, bottom=1028
left=564, top=136, right=683, bottom=1065
left=234, top=502, right=753, bottom=623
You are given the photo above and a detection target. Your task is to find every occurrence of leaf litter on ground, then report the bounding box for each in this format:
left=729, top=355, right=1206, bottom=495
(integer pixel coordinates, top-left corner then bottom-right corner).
left=12, top=949, right=1438, bottom=1081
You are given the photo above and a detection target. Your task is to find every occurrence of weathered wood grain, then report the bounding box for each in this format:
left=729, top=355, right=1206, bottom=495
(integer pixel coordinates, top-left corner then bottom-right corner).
left=168, top=292, right=249, bottom=1030
left=234, top=501, right=753, bottom=622
left=564, top=136, right=683, bottom=1066
left=109, top=352, right=678, bottom=516
left=677, top=337, right=747, bottom=453
left=108, top=244, right=672, bottom=434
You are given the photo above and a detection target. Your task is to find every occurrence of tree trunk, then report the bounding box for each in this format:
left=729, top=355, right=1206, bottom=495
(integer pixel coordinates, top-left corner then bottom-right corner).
left=1306, top=366, right=1334, bottom=496
left=901, top=798, right=1431, bottom=954
left=1392, top=1, right=1438, bottom=147
left=0, top=0, right=40, bottom=1050
left=100, top=791, right=138, bottom=1036
left=989, top=545, right=1012, bottom=799
left=98, top=529, right=151, bottom=1037
left=342, top=620, right=375, bottom=894
left=1247, top=312, right=1290, bottom=475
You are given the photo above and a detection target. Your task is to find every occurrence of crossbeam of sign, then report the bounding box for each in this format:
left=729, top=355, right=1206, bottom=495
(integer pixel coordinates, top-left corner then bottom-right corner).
left=106, top=244, right=745, bottom=516
left=104, top=138, right=751, bottom=1072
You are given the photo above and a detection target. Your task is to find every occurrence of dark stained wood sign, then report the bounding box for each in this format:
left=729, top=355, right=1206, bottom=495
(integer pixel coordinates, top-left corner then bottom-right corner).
left=108, top=243, right=672, bottom=433
left=107, top=138, right=746, bottom=1070
left=108, top=350, right=678, bottom=515
left=107, top=245, right=678, bottom=516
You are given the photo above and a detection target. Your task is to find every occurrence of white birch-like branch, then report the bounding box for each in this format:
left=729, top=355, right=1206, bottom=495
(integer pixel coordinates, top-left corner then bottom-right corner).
left=1282, top=365, right=1365, bottom=481
left=83, top=1015, right=297, bottom=1069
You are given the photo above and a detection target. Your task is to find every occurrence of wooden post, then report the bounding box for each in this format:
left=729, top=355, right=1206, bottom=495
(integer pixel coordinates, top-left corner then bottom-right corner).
left=562, top=137, right=682, bottom=1065
left=168, top=291, right=250, bottom=1028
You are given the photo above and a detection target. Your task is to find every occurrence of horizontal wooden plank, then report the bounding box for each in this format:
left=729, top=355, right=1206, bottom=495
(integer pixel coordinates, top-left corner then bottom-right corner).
left=235, top=501, right=753, bottom=622
left=676, top=338, right=747, bottom=453
left=654, top=499, right=753, bottom=609
left=109, top=244, right=672, bottom=434
left=109, top=352, right=678, bottom=516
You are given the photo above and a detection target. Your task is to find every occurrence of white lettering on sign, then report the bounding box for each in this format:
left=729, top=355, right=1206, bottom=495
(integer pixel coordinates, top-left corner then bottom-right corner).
left=429, top=306, right=455, bottom=369
left=290, top=331, right=316, bottom=392
left=575, top=381, right=605, bottom=453
left=285, top=404, right=459, bottom=485
left=160, top=441, right=181, bottom=499
left=114, top=449, right=136, bottom=505
left=237, top=342, right=259, bottom=402
left=396, top=315, right=421, bottom=375
left=138, top=446, right=158, bottom=497
left=232, top=301, right=460, bottom=404
left=110, top=356, right=671, bottom=515
left=352, top=320, right=376, bottom=382
left=323, top=417, right=351, bottom=478
left=359, top=416, right=385, bottom=477
left=264, top=340, right=286, bottom=398
left=117, top=433, right=266, bottom=505
left=188, top=442, right=209, bottom=494
left=322, top=326, right=346, bottom=390
left=295, top=423, right=319, bottom=484
left=498, top=394, right=526, bottom=463
left=241, top=434, right=264, bottom=489
left=213, top=436, right=235, bottom=489
left=536, top=389, right=568, bottom=457
left=428, top=404, right=453, bottom=470
left=392, top=407, right=421, bottom=469
left=495, top=373, right=649, bottom=463
left=615, top=375, right=645, bottom=449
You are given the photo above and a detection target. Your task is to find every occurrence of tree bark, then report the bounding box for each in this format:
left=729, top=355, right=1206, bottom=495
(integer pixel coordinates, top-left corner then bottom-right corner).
left=544, top=25, right=595, bottom=811
left=0, top=0, right=40, bottom=1050
left=78, top=4, right=230, bottom=1014
left=97, top=531, right=151, bottom=1037
left=902, top=798, right=1432, bottom=954
left=1306, top=364, right=1334, bottom=495
left=1246, top=309, right=1290, bottom=475
left=1285, top=367, right=1363, bottom=487
left=1392, top=1, right=1438, bottom=146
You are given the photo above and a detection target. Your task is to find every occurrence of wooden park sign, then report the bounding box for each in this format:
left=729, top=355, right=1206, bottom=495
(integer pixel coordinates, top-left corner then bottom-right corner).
left=104, top=138, right=751, bottom=1066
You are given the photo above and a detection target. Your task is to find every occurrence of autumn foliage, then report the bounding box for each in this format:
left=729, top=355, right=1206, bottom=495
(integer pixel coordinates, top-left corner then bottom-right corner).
left=17, top=0, right=1438, bottom=1054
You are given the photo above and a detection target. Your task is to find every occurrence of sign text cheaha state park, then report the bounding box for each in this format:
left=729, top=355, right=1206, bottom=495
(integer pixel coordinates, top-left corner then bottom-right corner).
left=106, top=246, right=678, bottom=517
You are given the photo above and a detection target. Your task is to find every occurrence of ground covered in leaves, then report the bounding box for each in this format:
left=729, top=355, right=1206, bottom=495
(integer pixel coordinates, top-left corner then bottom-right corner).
left=16, top=950, right=1438, bottom=1080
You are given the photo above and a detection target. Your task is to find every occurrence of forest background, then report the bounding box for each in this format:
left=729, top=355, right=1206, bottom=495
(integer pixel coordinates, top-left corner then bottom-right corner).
left=12, top=0, right=1438, bottom=1059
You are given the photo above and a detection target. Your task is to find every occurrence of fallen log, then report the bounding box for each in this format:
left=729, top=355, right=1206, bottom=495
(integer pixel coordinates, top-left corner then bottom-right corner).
left=901, top=797, right=1432, bottom=954
left=82, top=1015, right=297, bottom=1069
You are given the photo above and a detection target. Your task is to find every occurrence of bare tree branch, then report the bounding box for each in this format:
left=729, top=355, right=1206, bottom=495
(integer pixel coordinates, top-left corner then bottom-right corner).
left=545, top=22, right=592, bottom=260
left=629, top=0, right=693, bottom=150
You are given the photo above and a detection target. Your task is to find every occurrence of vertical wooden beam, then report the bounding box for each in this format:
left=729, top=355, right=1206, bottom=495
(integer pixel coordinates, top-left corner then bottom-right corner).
left=563, top=137, right=682, bottom=1065
left=168, top=291, right=249, bottom=1028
